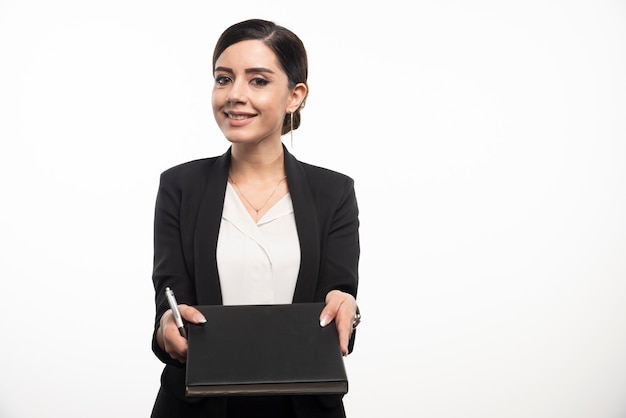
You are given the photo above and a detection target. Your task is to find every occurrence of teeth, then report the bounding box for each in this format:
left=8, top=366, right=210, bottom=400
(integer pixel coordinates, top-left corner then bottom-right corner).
left=227, top=113, right=248, bottom=120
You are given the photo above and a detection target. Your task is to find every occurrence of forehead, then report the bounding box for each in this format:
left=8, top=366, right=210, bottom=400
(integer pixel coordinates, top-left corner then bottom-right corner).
left=214, top=39, right=282, bottom=72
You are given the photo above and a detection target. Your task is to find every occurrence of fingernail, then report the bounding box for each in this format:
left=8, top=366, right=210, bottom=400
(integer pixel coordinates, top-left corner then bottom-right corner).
left=196, top=315, right=207, bottom=323
left=320, top=315, right=329, bottom=327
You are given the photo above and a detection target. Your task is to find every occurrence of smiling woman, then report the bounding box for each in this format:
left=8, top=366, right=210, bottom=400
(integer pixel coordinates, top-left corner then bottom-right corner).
left=3, top=2, right=626, bottom=418
left=149, top=19, right=361, bottom=418
left=211, top=39, right=306, bottom=157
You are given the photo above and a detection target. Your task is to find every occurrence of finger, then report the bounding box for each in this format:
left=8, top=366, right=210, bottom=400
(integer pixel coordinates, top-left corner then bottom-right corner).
left=319, top=290, right=344, bottom=327
left=164, top=330, right=188, bottom=362
left=336, top=303, right=357, bottom=356
left=179, top=304, right=207, bottom=324
left=319, top=303, right=338, bottom=327
left=336, top=315, right=352, bottom=356
left=161, top=310, right=189, bottom=362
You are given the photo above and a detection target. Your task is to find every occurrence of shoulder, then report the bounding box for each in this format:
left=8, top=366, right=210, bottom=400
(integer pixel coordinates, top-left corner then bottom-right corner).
left=290, top=158, right=359, bottom=223
left=160, top=157, right=218, bottom=181
left=157, top=154, right=227, bottom=193
left=286, top=149, right=353, bottom=186
left=155, top=157, right=222, bottom=205
left=289, top=158, right=357, bottom=211
left=285, top=148, right=356, bottom=206
left=298, top=160, right=355, bottom=190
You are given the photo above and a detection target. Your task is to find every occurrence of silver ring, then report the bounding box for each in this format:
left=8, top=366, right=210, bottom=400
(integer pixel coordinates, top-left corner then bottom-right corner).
left=352, top=310, right=361, bottom=330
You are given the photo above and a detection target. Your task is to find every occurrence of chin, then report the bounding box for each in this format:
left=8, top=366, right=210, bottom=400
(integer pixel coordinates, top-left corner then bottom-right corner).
left=223, top=135, right=253, bottom=145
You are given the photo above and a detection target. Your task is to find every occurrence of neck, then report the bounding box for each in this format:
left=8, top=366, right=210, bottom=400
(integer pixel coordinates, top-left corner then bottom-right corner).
left=230, top=144, right=285, bottom=182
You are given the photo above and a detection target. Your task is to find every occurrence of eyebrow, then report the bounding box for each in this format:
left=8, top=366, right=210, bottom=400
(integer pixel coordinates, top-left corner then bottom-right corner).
left=214, top=66, right=276, bottom=75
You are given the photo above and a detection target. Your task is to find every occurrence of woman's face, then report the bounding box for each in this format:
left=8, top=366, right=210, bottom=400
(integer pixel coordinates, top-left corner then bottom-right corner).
left=212, top=40, right=293, bottom=146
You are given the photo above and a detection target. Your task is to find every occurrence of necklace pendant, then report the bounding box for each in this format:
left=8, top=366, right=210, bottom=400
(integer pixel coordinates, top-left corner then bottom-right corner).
left=229, top=175, right=287, bottom=218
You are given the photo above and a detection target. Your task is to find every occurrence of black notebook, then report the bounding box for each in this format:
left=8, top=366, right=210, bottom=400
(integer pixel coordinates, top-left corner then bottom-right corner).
left=185, top=302, right=348, bottom=397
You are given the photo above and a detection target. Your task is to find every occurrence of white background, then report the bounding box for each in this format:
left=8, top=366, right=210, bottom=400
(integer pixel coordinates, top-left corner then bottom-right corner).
left=1, top=1, right=626, bottom=417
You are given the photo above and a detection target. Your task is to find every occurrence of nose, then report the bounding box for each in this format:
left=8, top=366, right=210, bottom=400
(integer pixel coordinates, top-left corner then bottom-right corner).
left=226, top=79, right=247, bottom=104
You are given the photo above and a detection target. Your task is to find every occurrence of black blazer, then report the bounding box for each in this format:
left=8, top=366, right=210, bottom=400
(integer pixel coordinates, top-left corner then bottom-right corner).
left=151, top=146, right=360, bottom=417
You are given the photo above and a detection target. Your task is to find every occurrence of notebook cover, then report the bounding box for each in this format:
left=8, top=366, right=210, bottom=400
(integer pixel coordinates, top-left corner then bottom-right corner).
left=185, top=302, right=348, bottom=397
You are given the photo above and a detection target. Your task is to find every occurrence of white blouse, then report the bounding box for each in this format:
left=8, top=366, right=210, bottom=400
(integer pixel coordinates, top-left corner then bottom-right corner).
left=216, top=183, right=301, bottom=305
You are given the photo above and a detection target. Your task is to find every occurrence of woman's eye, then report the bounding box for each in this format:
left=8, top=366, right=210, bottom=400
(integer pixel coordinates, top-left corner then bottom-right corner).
left=215, top=75, right=231, bottom=86
left=251, top=77, right=269, bottom=87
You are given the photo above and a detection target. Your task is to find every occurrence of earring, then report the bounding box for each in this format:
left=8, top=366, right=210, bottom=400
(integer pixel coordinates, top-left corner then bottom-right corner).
left=289, top=111, right=294, bottom=148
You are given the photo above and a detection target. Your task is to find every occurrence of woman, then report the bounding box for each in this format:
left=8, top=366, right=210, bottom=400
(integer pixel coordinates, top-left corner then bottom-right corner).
left=150, top=18, right=360, bottom=418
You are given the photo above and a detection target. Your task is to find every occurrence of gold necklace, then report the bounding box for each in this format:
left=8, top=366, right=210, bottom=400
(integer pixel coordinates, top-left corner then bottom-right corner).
left=229, top=175, right=287, bottom=215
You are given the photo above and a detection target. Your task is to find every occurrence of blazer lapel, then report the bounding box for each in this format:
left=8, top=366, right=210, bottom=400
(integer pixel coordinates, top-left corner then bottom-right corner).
left=284, top=147, right=321, bottom=302
left=194, top=149, right=231, bottom=305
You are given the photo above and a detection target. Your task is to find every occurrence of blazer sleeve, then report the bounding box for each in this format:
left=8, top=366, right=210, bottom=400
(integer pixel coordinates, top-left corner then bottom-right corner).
left=288, top=150, right=361, bottom=305
left=151, top=167, right=199, bottom=366
left=313, top=172, right=360, bottom=355
left=316, top=175, right=360, bottom=301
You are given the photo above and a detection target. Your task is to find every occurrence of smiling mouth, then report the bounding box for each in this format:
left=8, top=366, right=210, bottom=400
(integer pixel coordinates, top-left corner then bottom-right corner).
left=226, top=113, right=252, bottom=120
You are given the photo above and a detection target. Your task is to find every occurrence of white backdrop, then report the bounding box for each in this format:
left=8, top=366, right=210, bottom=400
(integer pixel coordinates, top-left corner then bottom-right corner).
left=1, top=1, right=626, bottom=417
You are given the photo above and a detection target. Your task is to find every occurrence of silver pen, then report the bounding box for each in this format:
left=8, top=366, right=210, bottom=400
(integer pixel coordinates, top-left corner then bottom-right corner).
left=165, top=287, right=187, bottom=339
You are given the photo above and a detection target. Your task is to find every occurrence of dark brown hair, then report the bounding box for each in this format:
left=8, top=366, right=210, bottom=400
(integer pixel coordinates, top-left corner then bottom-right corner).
left=212, top=19, right=308, bottom=134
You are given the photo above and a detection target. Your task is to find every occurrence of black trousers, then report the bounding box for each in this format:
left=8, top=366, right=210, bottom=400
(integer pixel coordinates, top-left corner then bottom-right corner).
left=151, top=387, right=295, bottom=418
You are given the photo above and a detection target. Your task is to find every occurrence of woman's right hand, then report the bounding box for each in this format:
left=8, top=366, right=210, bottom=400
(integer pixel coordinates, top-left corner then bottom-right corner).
left=157, top=304, right=206, bottom=363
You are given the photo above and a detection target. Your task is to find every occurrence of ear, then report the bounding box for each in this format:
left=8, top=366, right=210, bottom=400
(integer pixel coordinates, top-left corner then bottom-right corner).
left=287, top=83, right=308, bottom=112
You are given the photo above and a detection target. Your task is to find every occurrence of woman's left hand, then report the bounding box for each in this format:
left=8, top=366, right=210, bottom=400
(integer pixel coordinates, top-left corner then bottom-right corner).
left=320, top=290, right=359, bottom=356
